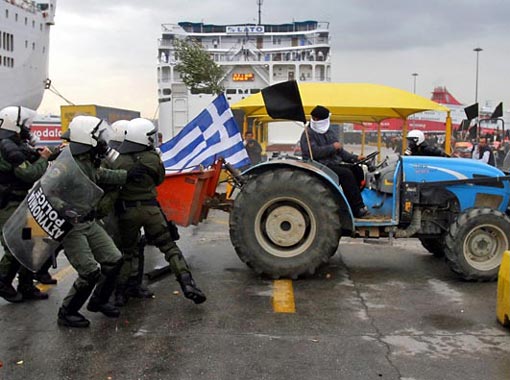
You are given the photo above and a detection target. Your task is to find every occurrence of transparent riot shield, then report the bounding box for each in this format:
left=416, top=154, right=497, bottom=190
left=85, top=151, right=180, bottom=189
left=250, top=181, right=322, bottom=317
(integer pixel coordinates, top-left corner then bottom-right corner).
left=2, top=147, right=104, bottom=272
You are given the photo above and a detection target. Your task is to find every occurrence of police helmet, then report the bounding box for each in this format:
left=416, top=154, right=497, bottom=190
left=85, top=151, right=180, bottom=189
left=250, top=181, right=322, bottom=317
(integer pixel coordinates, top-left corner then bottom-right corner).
left=118, top=118, right=157, bottom=154
left=62, top=115, right=109, bottom=155
left=0, top=106, right=37, bottom=139
left=109, top=120, right=129, bottom=150
left=406, top=130, right=425, bottom=146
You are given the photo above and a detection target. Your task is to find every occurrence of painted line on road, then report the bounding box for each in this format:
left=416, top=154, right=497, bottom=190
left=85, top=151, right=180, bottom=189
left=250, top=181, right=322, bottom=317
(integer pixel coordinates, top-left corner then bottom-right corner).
left=37, top=265, right=75, bottom=292
left=272, top=279, right=295, bottom=313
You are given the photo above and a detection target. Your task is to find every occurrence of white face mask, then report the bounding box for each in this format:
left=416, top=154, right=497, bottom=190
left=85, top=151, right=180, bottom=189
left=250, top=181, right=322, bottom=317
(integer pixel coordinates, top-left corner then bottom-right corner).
left=310, top=116, right=331, bottom=134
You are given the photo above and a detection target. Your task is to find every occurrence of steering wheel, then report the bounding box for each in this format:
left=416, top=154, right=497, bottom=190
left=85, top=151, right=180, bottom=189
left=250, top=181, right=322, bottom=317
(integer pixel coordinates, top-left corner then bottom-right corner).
left=356, top=151, right=379, bottom=165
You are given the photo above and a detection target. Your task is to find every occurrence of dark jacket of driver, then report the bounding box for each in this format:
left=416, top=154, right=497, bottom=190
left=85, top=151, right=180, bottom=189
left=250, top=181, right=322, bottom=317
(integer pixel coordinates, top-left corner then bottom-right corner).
left=300, top=128, right=358, bottom=165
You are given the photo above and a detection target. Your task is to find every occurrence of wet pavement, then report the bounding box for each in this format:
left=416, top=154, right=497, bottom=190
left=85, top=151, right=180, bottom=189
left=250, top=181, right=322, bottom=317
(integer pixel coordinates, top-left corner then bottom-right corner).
left=1, top=145, right=510, bottom=379
left=0, top=207, right=509, bottom=380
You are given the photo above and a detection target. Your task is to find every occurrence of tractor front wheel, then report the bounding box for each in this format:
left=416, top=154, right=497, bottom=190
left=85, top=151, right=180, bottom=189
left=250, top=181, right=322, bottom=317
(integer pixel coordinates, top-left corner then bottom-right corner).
left=445, top=208, right=510, bottom=281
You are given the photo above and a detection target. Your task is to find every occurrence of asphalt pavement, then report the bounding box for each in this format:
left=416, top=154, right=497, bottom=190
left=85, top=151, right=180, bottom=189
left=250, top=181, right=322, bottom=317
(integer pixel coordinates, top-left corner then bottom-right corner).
left=0, top=206, right=509, bottom=380
left=1, top=145, right=509, bottom=380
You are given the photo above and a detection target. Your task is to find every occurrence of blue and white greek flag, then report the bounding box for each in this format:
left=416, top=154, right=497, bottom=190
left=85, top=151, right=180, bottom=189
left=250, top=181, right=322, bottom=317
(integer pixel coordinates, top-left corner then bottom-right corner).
left=160, top=94, right=250, bottom=172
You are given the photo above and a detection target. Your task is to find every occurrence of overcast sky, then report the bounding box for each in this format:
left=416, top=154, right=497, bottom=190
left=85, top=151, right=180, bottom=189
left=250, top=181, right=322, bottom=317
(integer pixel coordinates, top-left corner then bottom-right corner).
left=39, top=0, right=510, bottom=118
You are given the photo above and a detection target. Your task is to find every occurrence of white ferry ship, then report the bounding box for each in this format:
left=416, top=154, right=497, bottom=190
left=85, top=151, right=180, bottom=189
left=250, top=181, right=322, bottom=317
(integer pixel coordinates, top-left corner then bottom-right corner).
left=157, top=20, right=331, bottom=139
left=0, top=0, right=56, bottom=110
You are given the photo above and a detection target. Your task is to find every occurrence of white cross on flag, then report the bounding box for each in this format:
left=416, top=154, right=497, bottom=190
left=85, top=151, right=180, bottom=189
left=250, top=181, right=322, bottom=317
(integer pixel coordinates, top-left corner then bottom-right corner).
left=160, top=93, right=250, bottom=172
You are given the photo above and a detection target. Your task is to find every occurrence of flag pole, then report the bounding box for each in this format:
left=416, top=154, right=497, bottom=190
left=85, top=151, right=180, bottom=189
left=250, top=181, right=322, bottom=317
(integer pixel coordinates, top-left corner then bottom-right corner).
left=304, top=122, right=313, bottom=161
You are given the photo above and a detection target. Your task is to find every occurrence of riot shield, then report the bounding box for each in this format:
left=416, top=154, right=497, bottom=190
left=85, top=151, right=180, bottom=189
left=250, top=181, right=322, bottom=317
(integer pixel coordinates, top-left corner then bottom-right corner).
left=2, top=147, right=104, bottom=272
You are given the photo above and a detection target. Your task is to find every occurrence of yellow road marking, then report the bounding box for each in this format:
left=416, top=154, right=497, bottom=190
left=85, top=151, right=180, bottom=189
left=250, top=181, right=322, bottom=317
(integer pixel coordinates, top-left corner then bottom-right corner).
left=37, top=265, right=75, bottom=292
left=272, top=279, right=295, bottom=313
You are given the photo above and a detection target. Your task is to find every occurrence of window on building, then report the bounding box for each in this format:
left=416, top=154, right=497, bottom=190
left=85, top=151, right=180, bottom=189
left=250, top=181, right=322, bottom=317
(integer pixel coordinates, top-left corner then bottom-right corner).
left=5, top=9, right=8, bottom=19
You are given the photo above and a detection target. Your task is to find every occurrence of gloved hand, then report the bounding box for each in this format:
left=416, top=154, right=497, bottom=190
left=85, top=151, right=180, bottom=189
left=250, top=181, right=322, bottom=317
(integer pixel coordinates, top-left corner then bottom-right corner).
left=126, top=165, right=147, bottom=182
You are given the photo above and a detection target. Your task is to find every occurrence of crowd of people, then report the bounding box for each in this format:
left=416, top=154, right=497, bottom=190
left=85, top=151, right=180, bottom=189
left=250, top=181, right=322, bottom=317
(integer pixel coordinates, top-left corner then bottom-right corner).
left=0, top=106, right=206, bottom=328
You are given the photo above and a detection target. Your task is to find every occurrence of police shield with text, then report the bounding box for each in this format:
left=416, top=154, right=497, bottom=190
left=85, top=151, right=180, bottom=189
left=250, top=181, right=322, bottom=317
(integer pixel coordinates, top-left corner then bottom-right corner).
left=0, top=106, right=52, bottom=303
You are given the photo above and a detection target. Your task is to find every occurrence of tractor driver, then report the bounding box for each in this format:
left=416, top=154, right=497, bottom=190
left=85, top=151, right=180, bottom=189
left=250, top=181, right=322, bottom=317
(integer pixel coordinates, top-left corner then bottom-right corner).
left=300, top=105, right=370, bottom=218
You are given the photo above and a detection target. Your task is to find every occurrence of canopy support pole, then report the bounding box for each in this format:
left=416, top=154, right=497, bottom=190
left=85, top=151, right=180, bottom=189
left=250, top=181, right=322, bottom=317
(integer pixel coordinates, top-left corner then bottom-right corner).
left=445, top=111, right=452, bottom=155
left=377, top=122, right=382, bottom=162
left=361, top=127, right=365, bottom=156
left=402, top=119, right=408, bottom=155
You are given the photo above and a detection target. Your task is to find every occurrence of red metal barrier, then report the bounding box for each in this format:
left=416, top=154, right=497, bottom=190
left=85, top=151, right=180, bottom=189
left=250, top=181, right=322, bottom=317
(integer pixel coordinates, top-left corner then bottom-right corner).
left=157, top=160, right=223, bottom=227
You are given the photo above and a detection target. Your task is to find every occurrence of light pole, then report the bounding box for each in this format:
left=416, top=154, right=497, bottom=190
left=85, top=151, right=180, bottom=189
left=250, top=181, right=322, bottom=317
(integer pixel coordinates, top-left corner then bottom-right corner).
left=473, top=47, right=483, bottom=103
left=412, top=72, right=418, bottom=94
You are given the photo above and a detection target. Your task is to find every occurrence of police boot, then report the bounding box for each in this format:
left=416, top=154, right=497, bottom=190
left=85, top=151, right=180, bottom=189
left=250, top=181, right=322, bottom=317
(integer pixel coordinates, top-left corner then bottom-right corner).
left=126, top=284, right=154, bottom=299
left=114, top=285, right=129, bottom=307
left=0, top=277, right=22, bottom=303
left=126, top=276, right=154, bottom=299
left=57, top=283, right=94, bottom=328
left=176, top=272, right=206, bottom=304
left=19, top=285, right=49, bottom=301
left=87, top=300, right=120, bottom=318
left=58, top=307, right=90, bottom=328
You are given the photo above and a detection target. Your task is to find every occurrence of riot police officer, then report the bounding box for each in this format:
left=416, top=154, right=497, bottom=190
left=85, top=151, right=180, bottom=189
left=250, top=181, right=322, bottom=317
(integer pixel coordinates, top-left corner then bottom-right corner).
left=100, top=119, right=154, bottom=302
left=405, top=130, right=448, bottom=157
left=114, top=118, right=206, bottom=305
left=0, top=106, right=52, bottom=302
left=57, top=115, right=145, bottom=328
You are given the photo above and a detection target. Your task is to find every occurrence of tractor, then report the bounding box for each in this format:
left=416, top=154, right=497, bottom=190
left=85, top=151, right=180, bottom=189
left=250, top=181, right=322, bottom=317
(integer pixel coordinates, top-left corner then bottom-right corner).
left=159, top=81, right=510, bottom=282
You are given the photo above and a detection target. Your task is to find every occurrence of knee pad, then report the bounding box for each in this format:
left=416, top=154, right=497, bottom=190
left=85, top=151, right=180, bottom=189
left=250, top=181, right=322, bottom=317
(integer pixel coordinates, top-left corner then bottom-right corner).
left=101, top=258, right=124, bottom=277
left=148, top=226, right=172, bottom=248
left=80, top=268, right=102, bottom=287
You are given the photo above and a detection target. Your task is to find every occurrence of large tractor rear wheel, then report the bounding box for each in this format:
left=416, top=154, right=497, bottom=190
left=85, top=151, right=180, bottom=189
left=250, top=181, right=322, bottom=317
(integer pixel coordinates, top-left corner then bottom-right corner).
left=444, top=208, right=510, bottom=281
left=229, top=168, right=342, bottom=279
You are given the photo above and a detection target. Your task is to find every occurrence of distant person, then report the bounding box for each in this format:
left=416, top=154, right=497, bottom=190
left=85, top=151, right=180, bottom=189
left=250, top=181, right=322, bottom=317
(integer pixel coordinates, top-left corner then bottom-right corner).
left=472, top=138, right=495, bottom=166
left=244, top=131, right=262, bottom=165
left=405, top=130, right=448, bottom=157
left=300, top=105, right=370, bottom=218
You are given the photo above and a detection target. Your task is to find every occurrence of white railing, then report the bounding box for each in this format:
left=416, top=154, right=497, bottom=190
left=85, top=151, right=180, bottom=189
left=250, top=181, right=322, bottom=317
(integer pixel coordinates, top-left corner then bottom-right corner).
left=4, top=0, right=37, bottom=14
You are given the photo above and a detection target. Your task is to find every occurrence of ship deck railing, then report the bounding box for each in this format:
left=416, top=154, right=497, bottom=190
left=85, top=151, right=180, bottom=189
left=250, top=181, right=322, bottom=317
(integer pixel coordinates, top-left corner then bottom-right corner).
left=4, top=0, right=37, bottom=14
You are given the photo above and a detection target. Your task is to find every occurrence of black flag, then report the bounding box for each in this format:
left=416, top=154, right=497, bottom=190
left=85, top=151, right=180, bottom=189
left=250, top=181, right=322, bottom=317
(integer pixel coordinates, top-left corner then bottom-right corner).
left=261, top=80, right=306, bottom=123
left=464, top=103, right=479, bottom=121
left=491, top=102, right=503, bottom=119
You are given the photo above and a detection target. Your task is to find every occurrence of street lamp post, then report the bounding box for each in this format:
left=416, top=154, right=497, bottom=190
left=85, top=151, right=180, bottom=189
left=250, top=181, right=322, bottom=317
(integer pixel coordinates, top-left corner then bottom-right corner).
left=473, top=47, right=483, bottom=103
left=412, top=72, right=418, bottom=94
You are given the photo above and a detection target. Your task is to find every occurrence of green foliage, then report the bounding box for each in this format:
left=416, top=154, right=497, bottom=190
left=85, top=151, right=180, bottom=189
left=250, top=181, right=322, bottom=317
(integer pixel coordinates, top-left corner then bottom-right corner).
left=173, top=39, right=224, bottom=95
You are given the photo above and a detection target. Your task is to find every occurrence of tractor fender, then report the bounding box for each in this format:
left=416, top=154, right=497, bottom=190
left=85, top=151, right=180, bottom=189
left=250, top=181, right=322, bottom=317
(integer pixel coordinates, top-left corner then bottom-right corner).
left=242, top=159, right=355, bottom=231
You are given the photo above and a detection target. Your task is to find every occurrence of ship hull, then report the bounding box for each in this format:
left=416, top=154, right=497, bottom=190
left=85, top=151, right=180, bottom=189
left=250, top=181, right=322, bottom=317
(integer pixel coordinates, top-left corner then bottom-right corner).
left=0, top=0, right=56, bottom=110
